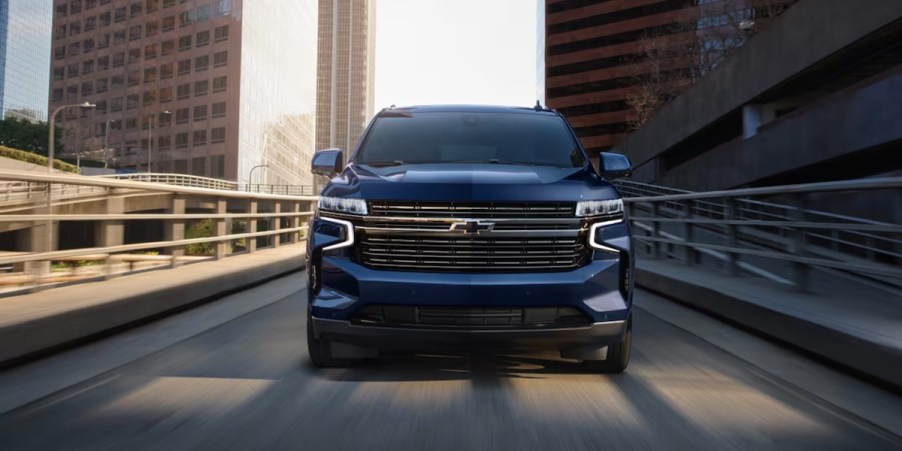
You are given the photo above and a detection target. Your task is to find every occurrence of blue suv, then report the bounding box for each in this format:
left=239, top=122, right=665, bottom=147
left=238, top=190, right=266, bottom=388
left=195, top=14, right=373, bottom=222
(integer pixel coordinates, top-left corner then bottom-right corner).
left=306, top=105, right=634, bottom=373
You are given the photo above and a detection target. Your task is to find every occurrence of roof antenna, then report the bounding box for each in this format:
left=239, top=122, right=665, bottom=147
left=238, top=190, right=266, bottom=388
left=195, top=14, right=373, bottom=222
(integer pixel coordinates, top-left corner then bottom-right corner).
left=534, top=100, right=543, bottom=111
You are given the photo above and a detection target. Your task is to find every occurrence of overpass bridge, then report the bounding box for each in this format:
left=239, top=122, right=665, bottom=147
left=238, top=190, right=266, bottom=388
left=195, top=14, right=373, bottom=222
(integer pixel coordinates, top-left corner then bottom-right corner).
left=0, top=172, right=899, bottom=450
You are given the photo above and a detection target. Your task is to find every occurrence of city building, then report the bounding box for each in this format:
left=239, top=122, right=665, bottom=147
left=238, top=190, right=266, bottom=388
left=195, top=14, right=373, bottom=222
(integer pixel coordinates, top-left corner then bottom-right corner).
left=49, top=0, right=317, bottom=186
left=0, top=0, right=53, bottom=122
left=542, top=0, right=794, bottom=164
left=613, top=0, right=902, bottom=222
left=315, top=0, right=376, bottom=155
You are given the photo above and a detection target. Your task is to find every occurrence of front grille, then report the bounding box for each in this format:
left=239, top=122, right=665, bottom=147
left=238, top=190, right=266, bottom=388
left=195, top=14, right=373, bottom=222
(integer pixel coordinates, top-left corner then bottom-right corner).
left=358, top=235, right=589, bottom=272
left=369, top=201, right=575, bottom=218
left=352, top=305, right=591, bottom=329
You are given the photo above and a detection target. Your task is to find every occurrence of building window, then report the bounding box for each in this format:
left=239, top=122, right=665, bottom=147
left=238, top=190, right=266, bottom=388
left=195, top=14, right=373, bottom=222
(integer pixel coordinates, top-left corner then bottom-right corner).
left=128, top=48, right=141, bottom=64
left=67, top=63, right=79, bottom=77
left=96, top=78, right=108, bottom=93
left=53, top=67, right=65, bottom=81
left=56, top=4, right=68, bottom=18
left=99, top=12, right=111, bottom=27
left=195, top=55, right=209, bottom=72
left=55, top=46, right=65, bottom=60
left=55, top=25, right=67, bottom=40
left=52, top=88, right=64, bottom=102
left=70, top=21, right=81, bottom=36
left=211, top=127, right=225, bottom=143
left=145, top=44, right=157, bottom=59
left=68, top=42, right=81, bottom=57
left=114, top=7, right=126, bottom=22
left=178, top=34, right=192, bottom=51
left=212, top=101, right=226, bottom=118
left=216, top=0, right=232, bottom=16
left=158, top=135, right=171, bottom=150
left=86, top=0, right=97, bottom=9
left=212, top=76, right=227, bottom=92
left=160, top=86, right=173, bottom=102
left=113, top=29, right=126, bottom=45
left=98, top=33, right=110, bottom=49
left=130, top=2, right=142, bottom=17
left=162, top=15, right=175, bottom=31
left=71, top=0, right=83, bottom=14
left=161, top=62, right=174, bottom=79
left=214, top=25, right=229, bottom=42
left=193, top=130, right=207, bottom=146
left=97, top=55, right=110, bottom=70
left=211, top=155, right=225, bottom=178
left=83, top=38, right=95, bottom=53
left=85, top=17, right=96, bottom=32
left=82, top=60, right=94, bottom=74
left=129, top=25, right=142, bottom=41
left=177, top=59, right=191, bottom=75
left=159, top=111, right=172, bottom=126
left=82, top=82, right=94, bottom=96
left=196, top=30, right=210, bottom=47
left=143, top=90, right=156, bottom=106
left=161, top=39, right=175, bottom=56
left=194, top=80, right=209, bottom=96
left=126, top=118, right=138, bottom=130
left=111, top=97, right=123, bottom=112
left=192, top=157, right=206, bottom=176
left=146, top=0, right=159, bottom=12
left=112, top=52, right=125, bottom=67
left=144, top=67, right=157, bottom=83
left=197, top=4, right=213, bottom=21
left=176, top=108, right=190, bottom=124
left=176, top=132, right=189, bottom=148
left=213, top=51, right=228, bottom=67
left=95, top=100, right=107, bottom=114
left=111, top=74, right=124, bottom=89
left=127, top=94, right=139, bottom=110
left=194, top=105, right=207, bottom=121
left=67, top=85, right=79, bottom=100
left=163, top=0, right=175, bottom=8
left=146, top=21, right=159, bottom=37
left=176, top=83, right=190, bottom=99
left=128, top=70, right=140, bottom=86
left=179, top=10, right=195, bottom=26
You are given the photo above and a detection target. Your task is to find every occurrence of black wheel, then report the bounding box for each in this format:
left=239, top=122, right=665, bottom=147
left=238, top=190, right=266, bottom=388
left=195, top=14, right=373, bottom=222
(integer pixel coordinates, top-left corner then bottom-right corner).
left=582, top=317, right=632, bottom=374
left=307, top=316, right=356, bottom=368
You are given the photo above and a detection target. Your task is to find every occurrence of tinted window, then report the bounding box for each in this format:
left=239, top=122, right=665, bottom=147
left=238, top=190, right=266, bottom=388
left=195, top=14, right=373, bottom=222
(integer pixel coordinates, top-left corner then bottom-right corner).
left=355, top=112, right=586, bottom=168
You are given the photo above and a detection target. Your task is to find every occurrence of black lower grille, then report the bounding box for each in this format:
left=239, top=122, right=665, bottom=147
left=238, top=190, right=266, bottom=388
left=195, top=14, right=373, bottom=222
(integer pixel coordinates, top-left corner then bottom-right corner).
left=358, top=234, right=589, bottom=272
left=352, top=305, right=591, bottom=329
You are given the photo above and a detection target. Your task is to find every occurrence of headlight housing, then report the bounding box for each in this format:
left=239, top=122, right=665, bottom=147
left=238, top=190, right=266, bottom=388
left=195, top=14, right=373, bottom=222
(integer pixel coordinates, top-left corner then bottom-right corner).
left=318, top=197, right=368, bottom=215
left=576, top=199, right=623, bottom=217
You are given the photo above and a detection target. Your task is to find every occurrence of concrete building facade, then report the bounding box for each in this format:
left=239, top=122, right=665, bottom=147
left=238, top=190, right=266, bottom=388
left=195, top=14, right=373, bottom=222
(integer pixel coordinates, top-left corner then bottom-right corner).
left=315, top=0, right=376, bottom=155
left=49, top=0, right=317, bottom=186
left=542, top=0, right=794, bottom=161
left=0, top=0, right=53, bottom=122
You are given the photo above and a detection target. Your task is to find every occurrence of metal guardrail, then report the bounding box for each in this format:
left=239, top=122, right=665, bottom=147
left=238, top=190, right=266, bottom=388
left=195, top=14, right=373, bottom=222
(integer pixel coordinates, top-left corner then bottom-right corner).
left=0, top=169, right=317, bottom=292
left=100, top=173, right=315, bottom=196
left=617, top=178, right=902, bottom=292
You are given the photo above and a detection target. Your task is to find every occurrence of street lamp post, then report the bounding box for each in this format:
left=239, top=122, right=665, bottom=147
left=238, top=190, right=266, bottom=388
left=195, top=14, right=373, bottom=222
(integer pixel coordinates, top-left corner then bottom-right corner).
left=147, top=110, right=171, bottom=173
left=248, top=164, right=269, bottom=193
left=40, top=102, right=95, bottom=276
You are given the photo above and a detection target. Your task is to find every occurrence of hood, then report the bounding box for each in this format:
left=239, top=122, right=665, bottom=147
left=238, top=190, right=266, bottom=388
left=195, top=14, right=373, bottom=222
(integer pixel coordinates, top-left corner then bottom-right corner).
left=321, top=163, right=621, bottom=202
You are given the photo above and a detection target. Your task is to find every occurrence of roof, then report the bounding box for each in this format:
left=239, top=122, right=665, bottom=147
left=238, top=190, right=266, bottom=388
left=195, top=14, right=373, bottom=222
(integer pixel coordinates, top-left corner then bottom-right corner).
left=381, top=104, right=558, bottom=115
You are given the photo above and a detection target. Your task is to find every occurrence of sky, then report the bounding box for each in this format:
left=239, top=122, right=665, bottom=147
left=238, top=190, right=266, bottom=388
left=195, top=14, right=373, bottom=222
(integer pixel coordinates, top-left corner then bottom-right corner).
left=374, top=0, right=540, bottom=111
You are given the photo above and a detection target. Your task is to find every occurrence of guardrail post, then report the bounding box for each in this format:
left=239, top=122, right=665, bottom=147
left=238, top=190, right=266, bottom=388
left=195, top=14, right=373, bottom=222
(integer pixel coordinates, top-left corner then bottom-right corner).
left=652, top=202, right=662, bottom=259
left=789, top=194, right=809, bottom=292
left=288, top=201, right=301, bottom=244
left=725, top=198, right=739, bottom=276
left=273, top=201, right=282, bottom=247
left=682, top=201, right=694, bottom=265
left=164, top=195, right=186, bottom=265
left=248, top=199, right=258, bottom=253
left=215, top=198, right=228, bottom=259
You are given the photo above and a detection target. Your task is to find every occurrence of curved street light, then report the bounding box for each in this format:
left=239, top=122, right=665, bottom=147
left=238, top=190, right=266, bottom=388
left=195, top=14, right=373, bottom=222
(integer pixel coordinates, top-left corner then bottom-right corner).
left=248, top=164, right=269, bottom=193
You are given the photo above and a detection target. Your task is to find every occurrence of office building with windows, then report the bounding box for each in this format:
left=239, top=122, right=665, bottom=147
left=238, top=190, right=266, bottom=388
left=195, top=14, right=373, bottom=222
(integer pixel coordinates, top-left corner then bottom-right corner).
left=50, top=0, right=317, bottom=185
left=315, top=0, right=376, bottom=155
left=542, top=0, right=795, bottom=162
left=0, top=0, right=53, bottom=122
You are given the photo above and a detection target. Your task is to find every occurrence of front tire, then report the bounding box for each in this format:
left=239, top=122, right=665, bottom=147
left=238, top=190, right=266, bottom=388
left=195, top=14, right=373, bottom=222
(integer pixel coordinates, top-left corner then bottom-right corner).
left=582, top=317, right=632, bottom=374
left=307, top=316, right=355, bottom=368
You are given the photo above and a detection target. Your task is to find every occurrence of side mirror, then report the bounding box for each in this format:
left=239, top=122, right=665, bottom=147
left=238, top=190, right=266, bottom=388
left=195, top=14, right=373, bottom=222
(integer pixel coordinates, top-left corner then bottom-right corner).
left=600, top=152, right=632, bottom=180
left=312, top=149, right=344, bottom=177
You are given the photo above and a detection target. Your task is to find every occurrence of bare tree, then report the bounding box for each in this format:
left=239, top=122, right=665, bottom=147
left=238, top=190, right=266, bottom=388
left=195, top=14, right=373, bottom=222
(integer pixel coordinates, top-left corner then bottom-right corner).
left=626, top=0, right=795, bottom=129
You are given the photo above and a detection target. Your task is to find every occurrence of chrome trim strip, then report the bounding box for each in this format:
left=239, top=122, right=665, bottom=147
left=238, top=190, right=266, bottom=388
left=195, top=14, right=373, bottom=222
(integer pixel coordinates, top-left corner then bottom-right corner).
left=320, top=216, right=355, bottom=251
left=588, top=219, right=624, bottom=253
left=357, top=227, right=582, bottom=237
left=364, top=216, right=584, bottom=224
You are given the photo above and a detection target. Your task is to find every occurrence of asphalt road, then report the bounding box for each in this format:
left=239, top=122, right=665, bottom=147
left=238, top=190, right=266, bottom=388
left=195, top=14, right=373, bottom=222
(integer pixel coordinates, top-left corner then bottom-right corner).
left=1, top=278, right=900, bottom=450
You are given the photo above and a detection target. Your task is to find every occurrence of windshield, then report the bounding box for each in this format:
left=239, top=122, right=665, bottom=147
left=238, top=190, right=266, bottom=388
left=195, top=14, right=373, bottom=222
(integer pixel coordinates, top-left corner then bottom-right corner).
left=354, top=111, right=587, bottom=168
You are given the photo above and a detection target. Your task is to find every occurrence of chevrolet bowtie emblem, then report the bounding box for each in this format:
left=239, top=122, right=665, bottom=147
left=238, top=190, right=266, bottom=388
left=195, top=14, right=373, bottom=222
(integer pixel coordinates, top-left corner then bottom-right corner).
left=450, top=220, right=495, bottom=235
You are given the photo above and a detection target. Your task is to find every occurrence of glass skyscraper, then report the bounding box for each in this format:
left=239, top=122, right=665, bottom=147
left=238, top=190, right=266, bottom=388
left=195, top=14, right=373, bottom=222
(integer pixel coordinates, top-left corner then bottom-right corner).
left=0, top=0, right=53, bottom=122
left=50, top=0, right=317, bottom=185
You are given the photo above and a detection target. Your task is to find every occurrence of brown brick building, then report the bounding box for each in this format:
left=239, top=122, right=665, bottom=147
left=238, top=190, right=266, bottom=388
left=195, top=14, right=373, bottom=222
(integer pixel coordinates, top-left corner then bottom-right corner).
left=543, top=0, right=794, bottom=161
left=49, top=0, right=318, bottom=186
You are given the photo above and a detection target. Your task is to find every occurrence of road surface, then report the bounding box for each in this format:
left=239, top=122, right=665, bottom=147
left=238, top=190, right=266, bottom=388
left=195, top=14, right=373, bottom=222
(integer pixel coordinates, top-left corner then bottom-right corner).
left=1, top=274, right=900, bottom=450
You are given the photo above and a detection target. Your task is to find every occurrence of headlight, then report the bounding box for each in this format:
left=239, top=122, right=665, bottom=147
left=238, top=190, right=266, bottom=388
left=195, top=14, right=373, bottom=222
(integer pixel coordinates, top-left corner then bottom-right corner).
left=576, top=199, right=623, bottom=217
left=318, top=197, right=368, bottom=215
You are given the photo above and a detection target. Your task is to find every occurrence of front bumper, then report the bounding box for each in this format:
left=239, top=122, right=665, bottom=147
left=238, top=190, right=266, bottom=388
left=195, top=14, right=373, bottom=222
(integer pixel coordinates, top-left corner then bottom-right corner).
left=313, top=317, right=628, bottom=352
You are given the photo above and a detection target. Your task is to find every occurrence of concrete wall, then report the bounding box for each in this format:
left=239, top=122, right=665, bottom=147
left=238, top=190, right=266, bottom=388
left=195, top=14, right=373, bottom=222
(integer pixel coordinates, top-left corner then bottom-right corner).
left=614, top=0, right=902, bottom=170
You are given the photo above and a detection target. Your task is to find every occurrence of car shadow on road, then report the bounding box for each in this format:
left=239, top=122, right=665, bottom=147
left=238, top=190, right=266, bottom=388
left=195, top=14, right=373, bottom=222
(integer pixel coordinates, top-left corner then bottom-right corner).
left=303, top=350, right=610, bottom=383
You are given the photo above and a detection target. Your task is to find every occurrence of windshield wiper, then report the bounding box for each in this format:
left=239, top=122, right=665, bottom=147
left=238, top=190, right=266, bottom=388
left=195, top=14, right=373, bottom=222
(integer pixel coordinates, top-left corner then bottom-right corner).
left=360, top=160, right=407, bottom=167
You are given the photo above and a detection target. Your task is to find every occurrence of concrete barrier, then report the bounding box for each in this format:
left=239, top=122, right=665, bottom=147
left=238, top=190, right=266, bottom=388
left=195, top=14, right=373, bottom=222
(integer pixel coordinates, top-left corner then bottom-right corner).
left=0, top=244, right=305, bottom=368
